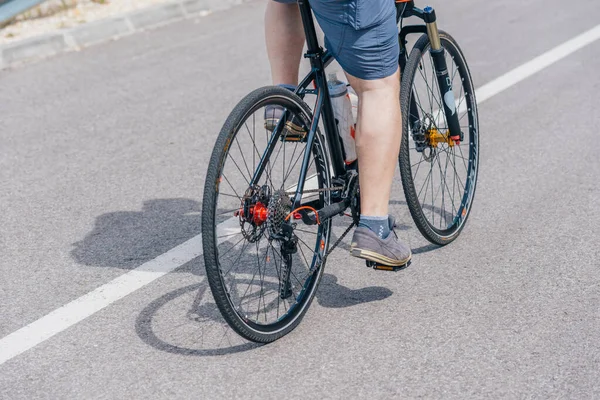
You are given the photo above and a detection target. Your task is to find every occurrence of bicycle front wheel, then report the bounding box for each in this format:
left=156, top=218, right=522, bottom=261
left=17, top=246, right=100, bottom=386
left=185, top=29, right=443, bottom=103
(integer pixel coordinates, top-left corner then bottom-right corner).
left=399, top=31, right=480, bottom=245
left=202, top=86, right=332, bottom=343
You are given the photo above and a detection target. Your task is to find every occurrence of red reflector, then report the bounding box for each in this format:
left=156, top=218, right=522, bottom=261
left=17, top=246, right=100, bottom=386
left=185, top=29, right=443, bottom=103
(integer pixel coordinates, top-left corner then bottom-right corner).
left=293, top=212, right=302, bottom=219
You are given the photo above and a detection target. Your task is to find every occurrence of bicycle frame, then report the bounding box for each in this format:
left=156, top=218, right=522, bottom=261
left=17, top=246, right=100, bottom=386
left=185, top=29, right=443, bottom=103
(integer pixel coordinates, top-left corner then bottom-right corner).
left=252, top=0, right=463, bottom=211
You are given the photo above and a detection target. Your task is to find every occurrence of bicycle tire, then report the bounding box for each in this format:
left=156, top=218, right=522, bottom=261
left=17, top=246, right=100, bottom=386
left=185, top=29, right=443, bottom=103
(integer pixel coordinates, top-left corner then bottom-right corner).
left=399, top=31, right=480, bottom=245
left=202, top=86, right=332, bottom=343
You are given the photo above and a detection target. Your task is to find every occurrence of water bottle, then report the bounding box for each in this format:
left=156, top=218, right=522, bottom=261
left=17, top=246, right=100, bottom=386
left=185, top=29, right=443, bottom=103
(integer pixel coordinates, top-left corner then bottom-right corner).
left=328, top=73, right=357, bottom=165
left=347, top=85, right=358, bottom=125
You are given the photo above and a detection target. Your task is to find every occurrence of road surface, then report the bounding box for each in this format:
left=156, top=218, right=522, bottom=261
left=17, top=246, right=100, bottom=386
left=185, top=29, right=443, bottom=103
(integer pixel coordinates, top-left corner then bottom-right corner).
left=1, top=0, right=599, bottom=398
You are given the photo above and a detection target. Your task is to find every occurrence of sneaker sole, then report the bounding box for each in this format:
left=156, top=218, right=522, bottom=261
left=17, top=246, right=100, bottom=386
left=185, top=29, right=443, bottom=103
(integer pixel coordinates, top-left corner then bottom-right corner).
left=350, top=247, right=412, bottom=267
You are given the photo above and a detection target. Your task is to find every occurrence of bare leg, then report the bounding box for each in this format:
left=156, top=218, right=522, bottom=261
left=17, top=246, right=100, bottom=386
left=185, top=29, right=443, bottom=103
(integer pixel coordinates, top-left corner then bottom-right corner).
left=265, top=2, right=305, bottom=86
left=346, top=68, right=402, bottom=217
left=265, top=1, right=401, bottom=216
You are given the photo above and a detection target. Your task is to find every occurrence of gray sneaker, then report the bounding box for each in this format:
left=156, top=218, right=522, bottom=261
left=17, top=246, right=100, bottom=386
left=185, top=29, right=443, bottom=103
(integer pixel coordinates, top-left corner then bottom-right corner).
left=350, top=216, right=412, bottom=266
left=264, top=105, right=307, bottom=142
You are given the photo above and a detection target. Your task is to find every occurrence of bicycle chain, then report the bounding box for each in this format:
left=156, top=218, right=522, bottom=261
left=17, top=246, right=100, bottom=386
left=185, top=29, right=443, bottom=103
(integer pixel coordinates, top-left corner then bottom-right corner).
left=306, top=221, right=356, bottom=277
left=284, top=184, right=354, bottom=278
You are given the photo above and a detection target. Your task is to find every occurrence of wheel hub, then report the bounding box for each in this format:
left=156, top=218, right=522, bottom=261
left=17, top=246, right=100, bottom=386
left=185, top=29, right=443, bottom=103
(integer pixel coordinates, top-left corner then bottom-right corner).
left=426, top=127, right=455, bottom=147
left=235, top=185, right=271, bottom=242
left=412, top=114, right=456, bottom=162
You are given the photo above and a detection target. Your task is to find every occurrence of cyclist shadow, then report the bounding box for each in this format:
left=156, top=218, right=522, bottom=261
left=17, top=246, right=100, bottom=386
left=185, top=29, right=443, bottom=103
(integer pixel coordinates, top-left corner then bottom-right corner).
left=73, top=198, right=397, bottom=356
left=71, top=198, right=203, bottom=270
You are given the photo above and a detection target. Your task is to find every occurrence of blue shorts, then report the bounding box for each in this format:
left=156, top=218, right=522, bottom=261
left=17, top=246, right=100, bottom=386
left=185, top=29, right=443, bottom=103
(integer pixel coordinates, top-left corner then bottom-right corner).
left=272, top=0, right=399, bottom=80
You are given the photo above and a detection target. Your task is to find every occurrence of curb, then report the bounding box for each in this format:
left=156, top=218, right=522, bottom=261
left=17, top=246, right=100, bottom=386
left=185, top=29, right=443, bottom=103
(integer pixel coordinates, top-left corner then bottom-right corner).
left=0, top=0, right=250, bottom=69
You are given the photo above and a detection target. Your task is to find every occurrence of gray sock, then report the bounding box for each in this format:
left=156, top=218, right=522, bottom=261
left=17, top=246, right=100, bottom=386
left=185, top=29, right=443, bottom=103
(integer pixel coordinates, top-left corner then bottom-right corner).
left=358, top=215, right=390, bottom=239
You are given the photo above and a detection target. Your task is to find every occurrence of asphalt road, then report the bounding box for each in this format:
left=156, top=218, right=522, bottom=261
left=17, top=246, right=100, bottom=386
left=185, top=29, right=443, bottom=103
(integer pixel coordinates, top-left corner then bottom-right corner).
left=1, top=0, right=599, bottom=398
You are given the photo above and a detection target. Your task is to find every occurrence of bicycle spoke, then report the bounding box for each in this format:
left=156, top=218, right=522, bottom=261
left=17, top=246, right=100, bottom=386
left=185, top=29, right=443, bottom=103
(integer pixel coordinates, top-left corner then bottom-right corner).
left=235, top=136, right=253, bottom=180
left=412, top=152, right=426, bottom=182
left=220, top=174, right=242, bottom=203
left=284, top=143, right=309, bottom=184
left=267, top=243, right=282, bottom=319
left=238, top=242, right=262, bottom=310
left=217, top=231, right=243, bottom=239
left=427, top=53, right=444, bottom=112
left=222, top=239, right=250, bottom=277
left=256, top=243, right=268, bottom=322
left=436, top=152, right=457, bottom=225
left=244, top=121, right=263, bottom=164
left=208, top=89, right=331, bottom=335
left=412, top=72, right=431, bottom=117
left=430, top=157, right=444, bottom=226
left=417, top=61, right=435, bottom=113
left=430, top=155, right=435, bottom=224
left=217, top=207, right=241, bottom=217
left=219, top=192, right=242, bottom=199
left=448, top=149, right=466, bottom=190
left=417, top=163, right=433, bottom=203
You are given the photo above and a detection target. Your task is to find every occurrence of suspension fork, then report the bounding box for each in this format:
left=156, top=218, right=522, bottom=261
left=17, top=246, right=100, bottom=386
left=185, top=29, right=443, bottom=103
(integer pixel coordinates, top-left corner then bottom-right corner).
left=423, top=7, right=463, bottom=142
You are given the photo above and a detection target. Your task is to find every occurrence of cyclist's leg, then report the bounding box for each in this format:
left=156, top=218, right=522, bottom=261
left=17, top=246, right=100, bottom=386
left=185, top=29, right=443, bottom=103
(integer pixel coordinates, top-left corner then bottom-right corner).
left=346, top=69, right=401, bottom=218
left=264, top=1, right=308, bottom=137
left=312, top=0, right=411, bottom=264
left=312, top=2, right=401, bottom=219
left=265, top=0, right=305, bottom=86
left=348, top=67, right=411, bottom=265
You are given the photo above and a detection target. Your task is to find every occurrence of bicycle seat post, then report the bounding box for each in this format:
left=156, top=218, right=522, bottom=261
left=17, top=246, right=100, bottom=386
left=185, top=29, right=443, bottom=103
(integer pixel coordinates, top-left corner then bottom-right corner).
left=297, top=0, right=322, bottom=62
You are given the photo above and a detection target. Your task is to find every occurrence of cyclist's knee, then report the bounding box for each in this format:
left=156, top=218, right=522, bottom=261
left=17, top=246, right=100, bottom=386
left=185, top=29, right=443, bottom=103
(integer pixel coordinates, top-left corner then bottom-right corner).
left=346, top=67, right=400, bottom=97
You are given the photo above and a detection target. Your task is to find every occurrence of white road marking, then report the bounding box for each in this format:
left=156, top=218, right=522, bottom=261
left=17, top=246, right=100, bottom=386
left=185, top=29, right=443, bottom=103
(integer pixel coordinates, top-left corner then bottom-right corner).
left=475, top=24, right=600, bottom=103
left=0, top=235, right=201, bottom=366
left=0, top=218, right=240, bottom=366
left=1, top=23, right=599, bottom=367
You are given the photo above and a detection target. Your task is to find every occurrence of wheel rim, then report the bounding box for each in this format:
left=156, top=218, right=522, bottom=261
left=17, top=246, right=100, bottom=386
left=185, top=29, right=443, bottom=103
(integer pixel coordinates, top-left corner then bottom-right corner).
left=212, top=95, right=330, bottom=330
left=406, top=39, right=478, bottom=237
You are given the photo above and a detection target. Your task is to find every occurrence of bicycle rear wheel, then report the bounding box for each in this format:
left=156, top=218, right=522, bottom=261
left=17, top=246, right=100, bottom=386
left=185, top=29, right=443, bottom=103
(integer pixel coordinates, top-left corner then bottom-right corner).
left=399, top=31, right=479, bottom=245
left=202, top=86, right=332, bottom=343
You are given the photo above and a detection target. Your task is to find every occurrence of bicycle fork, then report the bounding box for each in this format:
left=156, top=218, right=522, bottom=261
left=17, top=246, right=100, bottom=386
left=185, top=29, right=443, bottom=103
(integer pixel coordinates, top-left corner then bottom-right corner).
left=423, top=7, right=463, bottom=142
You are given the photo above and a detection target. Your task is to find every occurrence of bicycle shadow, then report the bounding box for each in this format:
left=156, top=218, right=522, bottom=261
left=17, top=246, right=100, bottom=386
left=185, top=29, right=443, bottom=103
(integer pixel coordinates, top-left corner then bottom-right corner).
left=316, top=273, right=392, bottom=308
left=73, top=198, right=399, bottom=356
left=134, top=268, right=393, bottom=357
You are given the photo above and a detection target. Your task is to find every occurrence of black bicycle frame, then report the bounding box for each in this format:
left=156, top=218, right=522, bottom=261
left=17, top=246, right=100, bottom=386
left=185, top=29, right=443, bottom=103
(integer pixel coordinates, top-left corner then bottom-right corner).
left=252, top=0, right=463, bottom=210
left=251, top=0, right=344, bottom=210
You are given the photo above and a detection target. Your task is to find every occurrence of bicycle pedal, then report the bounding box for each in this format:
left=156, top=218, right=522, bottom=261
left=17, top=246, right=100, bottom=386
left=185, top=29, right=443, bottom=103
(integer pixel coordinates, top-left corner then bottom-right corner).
left=366, top=260, right=411, bottom=272
left=280, top=122, right=307, bottom=142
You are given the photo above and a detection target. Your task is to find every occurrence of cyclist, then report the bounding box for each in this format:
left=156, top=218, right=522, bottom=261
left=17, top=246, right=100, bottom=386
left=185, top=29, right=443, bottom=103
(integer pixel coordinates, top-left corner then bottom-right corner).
left=265, top=0, right=412, bottom=267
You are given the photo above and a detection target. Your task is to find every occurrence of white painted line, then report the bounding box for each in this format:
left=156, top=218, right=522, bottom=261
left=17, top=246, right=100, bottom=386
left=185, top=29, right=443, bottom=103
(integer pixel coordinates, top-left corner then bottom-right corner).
left=1, top=23, right=599, bottom=367
left=475, top=24, right=600, bottom=103
left=0, top=235, right=202, bottom=366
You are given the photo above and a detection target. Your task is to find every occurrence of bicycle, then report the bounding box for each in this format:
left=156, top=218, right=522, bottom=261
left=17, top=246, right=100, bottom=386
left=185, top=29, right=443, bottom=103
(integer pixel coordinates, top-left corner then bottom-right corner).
left=201, top=0, right=479, bottom=343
